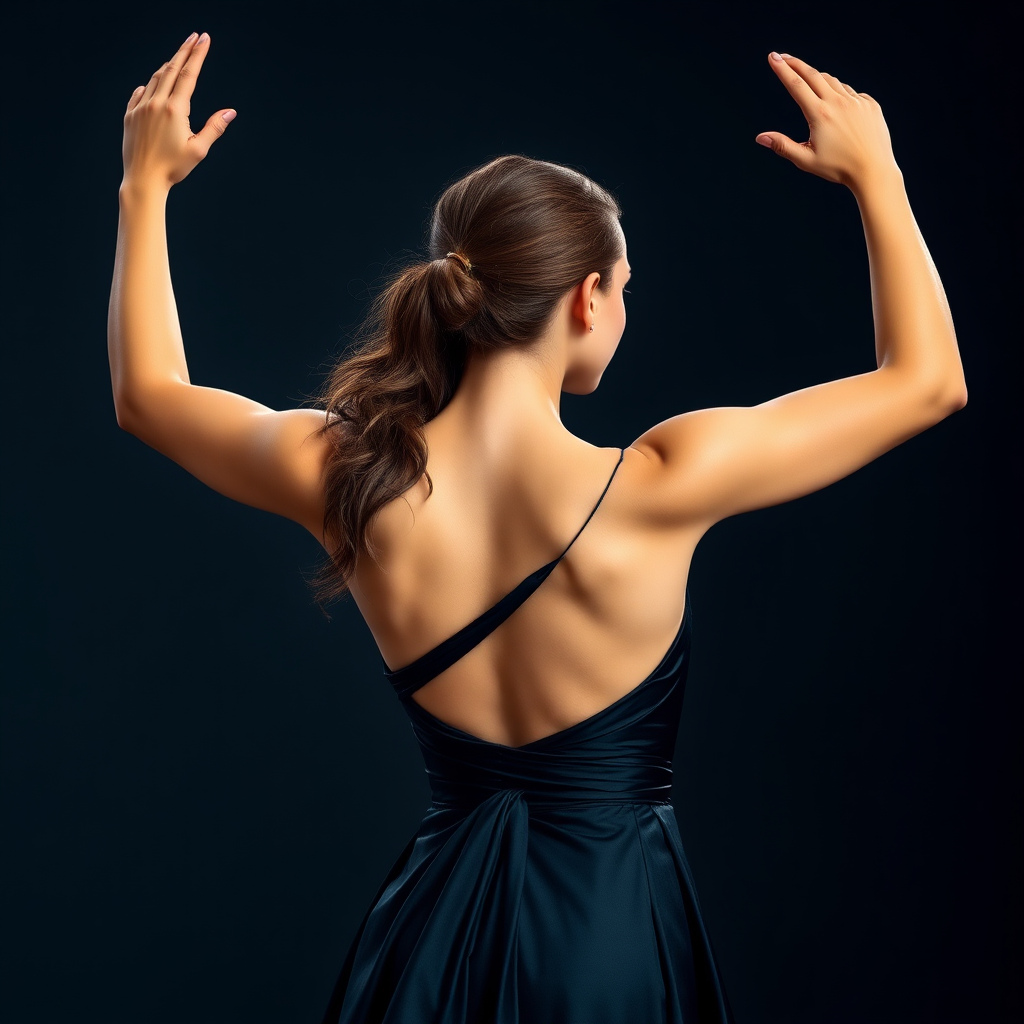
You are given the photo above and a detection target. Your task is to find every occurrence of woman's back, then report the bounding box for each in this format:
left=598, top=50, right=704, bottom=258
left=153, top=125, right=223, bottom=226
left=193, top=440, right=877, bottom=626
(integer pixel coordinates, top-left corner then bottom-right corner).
left=352, top=428, right=698, bottom=749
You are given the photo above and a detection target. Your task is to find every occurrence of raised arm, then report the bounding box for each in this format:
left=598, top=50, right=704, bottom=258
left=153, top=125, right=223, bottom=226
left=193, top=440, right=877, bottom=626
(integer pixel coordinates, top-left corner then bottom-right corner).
left=632, top=52, right=967, bottom=529
left=108, top=31, right=331, bottom=544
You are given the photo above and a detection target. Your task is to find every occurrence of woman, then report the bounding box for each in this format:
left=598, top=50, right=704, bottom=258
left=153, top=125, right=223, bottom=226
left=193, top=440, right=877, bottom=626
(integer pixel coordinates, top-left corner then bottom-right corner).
left=110, top=32, right=967, bottom=1024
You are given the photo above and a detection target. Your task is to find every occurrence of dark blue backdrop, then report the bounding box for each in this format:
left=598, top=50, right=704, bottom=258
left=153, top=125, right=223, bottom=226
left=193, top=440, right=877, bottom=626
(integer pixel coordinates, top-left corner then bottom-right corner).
left=5, top=2, right=1017, bottom=1021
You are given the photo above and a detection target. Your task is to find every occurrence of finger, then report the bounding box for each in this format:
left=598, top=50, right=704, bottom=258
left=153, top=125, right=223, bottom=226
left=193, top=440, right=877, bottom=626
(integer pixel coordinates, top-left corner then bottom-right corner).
left=172, top=31, right=210, bottom=105
left=774, top=52, right=832, bottom=103
left=189, top=108, right=237, bottom=160
left=154, top=32, right=200, bottom=102
left=125, top=84, right=145, bottom=114
left=822, top=74, right=859, bottom=101
left=768, top=52, right=819, bottom=119
left=139, top=64, right=164, bottom=104
left=754, top=131, right=815, bottom=174
left=819, top=72, right=849, bottom=98
left=139, top=45, right=182, bottom=105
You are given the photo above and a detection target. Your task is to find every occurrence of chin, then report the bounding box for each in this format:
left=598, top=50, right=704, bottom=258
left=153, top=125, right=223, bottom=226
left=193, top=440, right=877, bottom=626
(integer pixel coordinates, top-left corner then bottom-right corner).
left=562, top=374, right=603, bottom=396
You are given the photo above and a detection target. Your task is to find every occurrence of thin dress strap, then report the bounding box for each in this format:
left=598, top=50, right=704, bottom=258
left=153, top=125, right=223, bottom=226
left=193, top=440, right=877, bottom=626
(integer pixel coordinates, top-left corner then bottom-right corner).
left=383, top=447, right=626, bottom=699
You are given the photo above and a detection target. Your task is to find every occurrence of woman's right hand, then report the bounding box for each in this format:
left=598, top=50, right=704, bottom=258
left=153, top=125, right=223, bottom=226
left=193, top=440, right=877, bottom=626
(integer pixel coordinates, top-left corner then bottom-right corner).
left=755, top=52, right=899, bottom=190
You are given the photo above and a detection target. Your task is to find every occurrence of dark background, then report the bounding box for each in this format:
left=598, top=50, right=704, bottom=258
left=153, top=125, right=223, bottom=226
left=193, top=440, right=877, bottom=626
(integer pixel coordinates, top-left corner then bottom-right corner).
left=5, top=2, right=1018, bottom=1022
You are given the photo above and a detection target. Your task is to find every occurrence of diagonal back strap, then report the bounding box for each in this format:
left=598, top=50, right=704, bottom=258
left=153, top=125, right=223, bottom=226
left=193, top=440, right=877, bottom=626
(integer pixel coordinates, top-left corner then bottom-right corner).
left=383, top=447, right=626, bottom=699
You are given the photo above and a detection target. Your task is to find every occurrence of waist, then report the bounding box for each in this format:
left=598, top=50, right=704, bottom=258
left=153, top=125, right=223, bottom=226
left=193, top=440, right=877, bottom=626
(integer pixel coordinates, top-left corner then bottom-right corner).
left=421, top=749, right=674, bottom=810
left=406, top=697, right=678, bottom=810
left=429, top=790, right=673, bottom=811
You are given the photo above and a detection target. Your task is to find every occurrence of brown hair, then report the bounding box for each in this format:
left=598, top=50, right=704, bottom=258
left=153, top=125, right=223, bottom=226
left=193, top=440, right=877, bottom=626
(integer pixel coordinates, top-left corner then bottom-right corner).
left=311, top=154, right=624, bottom=606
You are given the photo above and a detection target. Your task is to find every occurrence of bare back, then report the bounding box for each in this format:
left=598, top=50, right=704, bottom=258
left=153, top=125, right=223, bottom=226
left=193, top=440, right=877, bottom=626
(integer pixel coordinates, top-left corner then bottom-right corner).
left=349, top=435, right=702, bottom=749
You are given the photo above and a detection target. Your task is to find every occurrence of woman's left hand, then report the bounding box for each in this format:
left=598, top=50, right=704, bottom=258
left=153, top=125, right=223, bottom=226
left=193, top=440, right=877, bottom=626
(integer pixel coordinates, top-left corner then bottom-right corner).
left=121, top=31, right=235, bottom=191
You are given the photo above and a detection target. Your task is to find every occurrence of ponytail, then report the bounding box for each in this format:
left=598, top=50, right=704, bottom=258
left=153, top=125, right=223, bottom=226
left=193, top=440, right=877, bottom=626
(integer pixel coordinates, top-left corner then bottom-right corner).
left=310, top=155, right=623, bottom=608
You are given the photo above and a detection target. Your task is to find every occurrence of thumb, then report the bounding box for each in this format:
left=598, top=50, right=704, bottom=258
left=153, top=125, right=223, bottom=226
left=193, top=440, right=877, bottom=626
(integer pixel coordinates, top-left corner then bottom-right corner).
left=755, top=133, right=813, bottom=172
left=192, top=108, right=236, bottom=158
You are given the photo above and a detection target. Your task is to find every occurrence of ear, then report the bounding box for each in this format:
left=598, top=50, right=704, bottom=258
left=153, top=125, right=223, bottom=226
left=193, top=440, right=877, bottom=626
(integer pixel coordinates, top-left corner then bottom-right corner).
left=572, top=272, right=602, bottom=332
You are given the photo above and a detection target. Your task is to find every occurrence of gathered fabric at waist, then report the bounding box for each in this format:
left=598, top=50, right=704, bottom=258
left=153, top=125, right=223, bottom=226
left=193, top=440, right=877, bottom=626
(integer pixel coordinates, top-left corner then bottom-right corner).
left=429, top=791, right=673, bottom=814
left=405, top=703, right=676, bottom=811
left=426, top=766, right=674, bottom=810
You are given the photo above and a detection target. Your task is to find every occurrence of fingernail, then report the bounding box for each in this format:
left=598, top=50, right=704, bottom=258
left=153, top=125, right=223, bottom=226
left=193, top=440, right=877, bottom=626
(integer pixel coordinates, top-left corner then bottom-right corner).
left=221, top=110, right=236, bottom=122
left=756, top=135, right=773, bottom=148
left=198, top=32, right=209, bottom=44
left=780, top=53, right=793, bottom=59
left=184, top=31, right=198, bottom=44
left=770, top=51, right=784, bottom=61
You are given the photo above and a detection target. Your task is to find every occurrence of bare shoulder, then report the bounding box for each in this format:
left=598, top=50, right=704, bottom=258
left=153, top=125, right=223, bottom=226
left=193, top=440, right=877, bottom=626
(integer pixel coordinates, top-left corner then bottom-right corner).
left=627, top=366, right=965, bottom=533
left=625, top=414, right=721, bottom=531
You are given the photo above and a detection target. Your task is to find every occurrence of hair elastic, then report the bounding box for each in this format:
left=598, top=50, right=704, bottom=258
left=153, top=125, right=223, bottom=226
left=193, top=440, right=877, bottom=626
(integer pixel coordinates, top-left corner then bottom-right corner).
left=445, top=251, right=473, bottom=273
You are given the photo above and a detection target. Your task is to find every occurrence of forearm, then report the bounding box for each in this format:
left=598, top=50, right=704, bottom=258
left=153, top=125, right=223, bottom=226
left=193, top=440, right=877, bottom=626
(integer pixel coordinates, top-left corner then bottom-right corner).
left=107, top=181, right=190, bottom=422
left=852, top=168, right=967, bottom=405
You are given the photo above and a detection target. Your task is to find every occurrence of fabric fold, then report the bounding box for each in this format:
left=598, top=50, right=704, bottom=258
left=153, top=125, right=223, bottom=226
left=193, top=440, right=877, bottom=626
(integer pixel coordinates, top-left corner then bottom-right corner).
left=324, top=791, right=528, bottom=1024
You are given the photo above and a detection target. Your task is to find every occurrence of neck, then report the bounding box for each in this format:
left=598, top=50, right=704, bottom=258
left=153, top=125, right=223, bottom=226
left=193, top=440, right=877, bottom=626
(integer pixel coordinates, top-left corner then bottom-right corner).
left=429, top=336, right=574, bottom=455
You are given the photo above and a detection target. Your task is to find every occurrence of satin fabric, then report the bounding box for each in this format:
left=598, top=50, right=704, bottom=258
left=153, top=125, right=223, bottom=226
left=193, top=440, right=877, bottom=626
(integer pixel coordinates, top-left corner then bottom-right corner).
left=321, top=449, right=734, bottom=1023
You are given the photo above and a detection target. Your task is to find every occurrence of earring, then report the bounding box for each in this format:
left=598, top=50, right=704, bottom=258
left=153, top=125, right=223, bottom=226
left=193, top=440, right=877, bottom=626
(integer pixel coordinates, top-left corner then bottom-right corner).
left=589, top=324, right=595, bottom=333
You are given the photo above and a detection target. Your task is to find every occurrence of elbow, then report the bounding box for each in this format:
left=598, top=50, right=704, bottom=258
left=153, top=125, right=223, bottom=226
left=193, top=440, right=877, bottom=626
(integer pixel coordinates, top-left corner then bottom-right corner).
left=113, top=392, right=143, bottom=436
left=886, top=364, right=967, bottom=418
left=114, top=400, right=131, bottom=433
left=941, top=379, right=969, bottom=415
left=113, top=380, right=180, bottom=441
left=905, top=363, right=967, bottom=418
left=926, top=380, right=967, bottom=422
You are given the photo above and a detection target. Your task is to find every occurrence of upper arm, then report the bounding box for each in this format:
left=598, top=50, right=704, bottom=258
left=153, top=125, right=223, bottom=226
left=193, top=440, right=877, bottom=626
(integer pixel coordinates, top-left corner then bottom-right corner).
left=116, top=381, right=332, bottom=545
left=631, top=367, right=967, bottom=531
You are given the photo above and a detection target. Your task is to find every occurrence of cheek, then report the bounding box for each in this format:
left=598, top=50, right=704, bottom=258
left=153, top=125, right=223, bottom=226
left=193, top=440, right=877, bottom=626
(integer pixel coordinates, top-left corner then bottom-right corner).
left=610, top=309, right=626, bottom=355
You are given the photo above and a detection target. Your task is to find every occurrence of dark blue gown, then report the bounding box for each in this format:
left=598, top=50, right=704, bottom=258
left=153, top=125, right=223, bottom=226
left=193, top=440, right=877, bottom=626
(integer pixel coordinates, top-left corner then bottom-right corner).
left=321, top=448, right=734, bottom=1023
